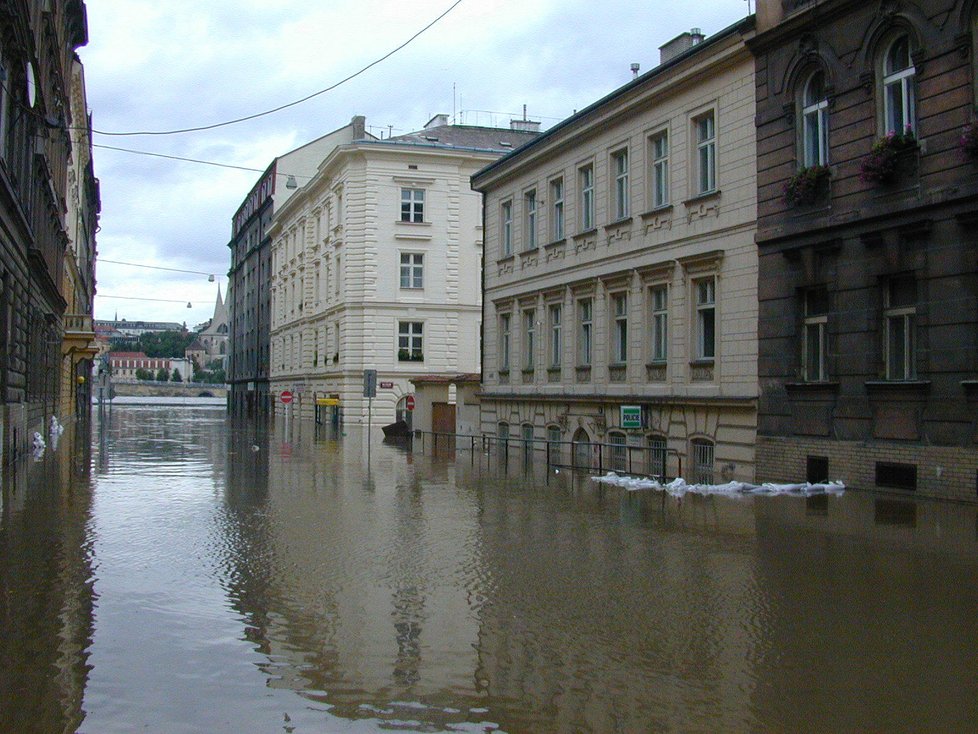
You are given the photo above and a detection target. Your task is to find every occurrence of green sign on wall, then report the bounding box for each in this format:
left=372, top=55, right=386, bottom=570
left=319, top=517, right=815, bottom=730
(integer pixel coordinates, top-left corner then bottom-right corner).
left=620, top=405, right=642, bottom=429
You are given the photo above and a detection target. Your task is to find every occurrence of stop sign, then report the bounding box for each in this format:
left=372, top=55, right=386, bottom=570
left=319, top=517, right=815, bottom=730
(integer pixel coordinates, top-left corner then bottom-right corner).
left=280, top=390, right=294, bottom=404
left=405, top=394, right=415, bottom=411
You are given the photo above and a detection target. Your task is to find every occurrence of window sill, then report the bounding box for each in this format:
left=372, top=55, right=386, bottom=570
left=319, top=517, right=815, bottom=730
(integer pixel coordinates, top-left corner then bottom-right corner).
left=864, top=380, right=931, bottom=393
left=785, top=380, right=840, bottom=393
left=683, top=190, right=721, bottom=207
left=689, top=358, right=715, bottom=366
left=603, top=217, right=632, bottom=230
left=640, top=204, right=673, bottom=219
left=572, top=228, right=598, bottom=240
left=520, top=247, right=538, bottom=255
left=496, top=254, right=515, bottom=264
left=544, top=238, right=567, bottom=249
left=396, top=220, right=430, bottom=227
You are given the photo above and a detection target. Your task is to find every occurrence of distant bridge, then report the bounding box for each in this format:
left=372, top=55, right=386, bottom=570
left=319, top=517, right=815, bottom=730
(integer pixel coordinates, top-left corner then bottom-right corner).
left=109, top=380, right=228, bottom=399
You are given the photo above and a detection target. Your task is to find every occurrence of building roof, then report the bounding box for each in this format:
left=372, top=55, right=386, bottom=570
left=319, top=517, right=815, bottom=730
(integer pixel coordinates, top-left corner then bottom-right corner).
left=472, top=15, right=755, bottom=186
left=376, top=124, right=540, bottom=155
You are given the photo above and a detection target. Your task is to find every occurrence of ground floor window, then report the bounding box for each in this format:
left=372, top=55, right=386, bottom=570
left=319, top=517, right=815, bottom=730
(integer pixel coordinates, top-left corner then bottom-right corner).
left=691, top=438, right=715, bottom=485
left=609, top=431, right=627, bottom=472
left=648, top=436, right=667, bottom=480
left=572, top=427, right=591, bottom=469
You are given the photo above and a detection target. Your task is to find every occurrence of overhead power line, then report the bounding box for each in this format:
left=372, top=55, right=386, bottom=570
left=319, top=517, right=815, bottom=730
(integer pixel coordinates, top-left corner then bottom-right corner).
left=91, top=0, right=465, bottom=137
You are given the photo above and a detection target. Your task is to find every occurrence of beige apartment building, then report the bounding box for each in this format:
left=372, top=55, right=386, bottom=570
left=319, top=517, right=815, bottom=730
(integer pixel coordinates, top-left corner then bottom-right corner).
left=268, top=117, right=539, bottom=426
left=472, top=18, right=758, bottom=483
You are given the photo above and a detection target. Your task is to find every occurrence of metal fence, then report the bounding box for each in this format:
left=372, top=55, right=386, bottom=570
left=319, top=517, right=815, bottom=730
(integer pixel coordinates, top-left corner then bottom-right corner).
left=412, top=430, right=683, bottom=481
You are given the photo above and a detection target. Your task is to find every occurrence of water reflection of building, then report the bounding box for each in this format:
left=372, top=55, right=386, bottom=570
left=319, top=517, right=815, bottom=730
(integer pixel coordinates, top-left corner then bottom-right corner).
left=0, top=423, right=95, bottom=733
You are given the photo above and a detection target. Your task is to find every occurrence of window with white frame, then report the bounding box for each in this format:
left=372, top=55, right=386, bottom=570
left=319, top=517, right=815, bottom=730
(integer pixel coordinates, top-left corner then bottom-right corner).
left=548, top=303, right=562, bottom=368
left=550, top=178, right=564, bottom=241
left=401, top=188, right=424, bottom=223
left=501, top=200, right=513, bottom=256
left=399, top=252, right=423, bottom=289
left=523, top=308, right=536, bottom=369
left=802, top=71, right=829, bottom=167
left=694, top=111, right=716, bottom=195
left=650, top=285, right=668, bottom=362
left=579, top=164, right=594, bottom=231
left=524, top=190, right=537, bottom=250
left=882, top=34, right=916, bottom=134
left=499, top=313, right=511, bottom=371
left=611, top=293, right=628, bottom=363
left=695, top=278, right=716, bottom=360
left=803, top=287, right=829, bottom=382
left=397, top=321, right=423, bottom=361
left=650, top=131, right=669, bottom=208
left=578, top=298, right=593, bottom=366
left=612, top=148, right=629, bottom=220
left=885, top=275, right=916, bottom=380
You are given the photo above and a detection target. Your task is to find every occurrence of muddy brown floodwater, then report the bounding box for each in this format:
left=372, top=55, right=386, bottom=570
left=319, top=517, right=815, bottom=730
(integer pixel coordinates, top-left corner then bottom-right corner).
left=1, top=402, right=976, bottom=733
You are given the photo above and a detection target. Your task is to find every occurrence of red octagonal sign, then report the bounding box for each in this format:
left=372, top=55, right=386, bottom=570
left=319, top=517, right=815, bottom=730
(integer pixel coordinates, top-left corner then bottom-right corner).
left=405, top=395, right=415, bottom=411
left=280, top=390, right=294, bottom=404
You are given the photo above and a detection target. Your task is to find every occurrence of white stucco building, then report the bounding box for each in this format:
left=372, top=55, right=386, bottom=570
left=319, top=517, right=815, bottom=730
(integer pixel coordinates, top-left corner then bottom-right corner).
left=268, top=116, right=539, bottom=426
left=472, top=20, right=759, bottom=483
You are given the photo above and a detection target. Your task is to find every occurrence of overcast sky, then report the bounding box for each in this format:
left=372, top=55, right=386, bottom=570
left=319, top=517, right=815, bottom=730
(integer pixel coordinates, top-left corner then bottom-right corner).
left=79, top=0, right=750, bottom=327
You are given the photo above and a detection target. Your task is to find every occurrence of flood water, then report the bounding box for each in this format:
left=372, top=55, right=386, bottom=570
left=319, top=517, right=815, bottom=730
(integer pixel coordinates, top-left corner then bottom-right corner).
left=1, top=403, right=977, bottom=733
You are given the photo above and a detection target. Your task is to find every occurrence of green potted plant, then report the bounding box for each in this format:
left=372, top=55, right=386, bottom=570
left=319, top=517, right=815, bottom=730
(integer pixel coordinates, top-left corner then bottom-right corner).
left=860, top=127, right=917, bottom=184
left=783, top=165, right=831, bottom=206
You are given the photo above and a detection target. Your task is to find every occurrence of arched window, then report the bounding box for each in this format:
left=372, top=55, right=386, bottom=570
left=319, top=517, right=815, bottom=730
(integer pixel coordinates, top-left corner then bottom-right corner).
left=882, top=33, right=916, bottom=134
left=521, top=423, right=535, bottom=459
left=572, top=427, right=591, bottom=469
left=608, top=430, right=627, bottom=472
left=691, top=438, right=715, bottom=485
left=647, top=435, right=667, bottom=481
left=801, top=70, right=829, bottom=167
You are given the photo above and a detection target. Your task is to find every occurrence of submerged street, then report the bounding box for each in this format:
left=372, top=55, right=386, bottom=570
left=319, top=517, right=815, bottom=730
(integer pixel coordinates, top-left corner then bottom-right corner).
left=1, top=402, right=977, bottom=733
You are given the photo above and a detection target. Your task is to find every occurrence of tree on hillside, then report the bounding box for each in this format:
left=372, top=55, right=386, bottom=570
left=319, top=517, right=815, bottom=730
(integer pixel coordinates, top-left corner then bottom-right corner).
left=156, top=367, right=169, bottom=382
left=135, top=368, right=152, bottom=380
left=171, top=368, right=183, bottom=383
left=110, top=330, right=194, bottom=358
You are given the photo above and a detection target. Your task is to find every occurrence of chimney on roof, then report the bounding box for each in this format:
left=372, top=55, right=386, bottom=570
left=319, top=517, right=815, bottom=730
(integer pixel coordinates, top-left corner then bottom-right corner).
left=351, top=115, right=366, bottom=139
left=424, top=113, right=450, bottom=129
left=510, top=119, right=541, bottom=133
left=659, top=27, right=706, bottom=64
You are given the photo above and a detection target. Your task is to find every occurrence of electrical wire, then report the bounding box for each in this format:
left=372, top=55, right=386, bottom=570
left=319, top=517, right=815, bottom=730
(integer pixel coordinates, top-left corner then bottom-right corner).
left=93, top=143, right=275, bottom=174
left=90, top=0, right=465, bottom=137
left=98, top=259, right=220, bottom=278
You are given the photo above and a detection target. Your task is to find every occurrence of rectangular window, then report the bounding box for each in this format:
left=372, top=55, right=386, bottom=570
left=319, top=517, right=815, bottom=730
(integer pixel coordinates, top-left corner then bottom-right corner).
left=696, top=278, right=716, bottom=360
left=648, top=437, right=667, bottom=480
left=524, top=190, right=537, bottom=250
left=650, top=131, right=669, bottom=208
left=400, top=188, right=424, bottom=223
left=609, top=432, right=627, bottom=472
left=524, top=309, right=535, bottom=369
left=550, top=178, right=564, bottom=241
left=650, top=285, right=668, bottom=362
left=499, top=313, right=511, bottom=371
left=694, top=112, right=716, bottom=194
left=399, top=252, right=423, bottom=289
left=885, top=275, right=916, bottom=380
left=579, top=164, right=594, bottom=231
left=612, top=149, right=629, bottom=220
left=501, top=201, right=513, bottom=256
left=578, top=298, right=593, bottom=366
left=549, top=303, right=562, bottom=368
left=397, top=321, right=423, bottom=361
left=692, top=440, right=715, bottom=485
left=803, top=288, right=829, bottom=382
left=611, top=293, right=628, bottom=363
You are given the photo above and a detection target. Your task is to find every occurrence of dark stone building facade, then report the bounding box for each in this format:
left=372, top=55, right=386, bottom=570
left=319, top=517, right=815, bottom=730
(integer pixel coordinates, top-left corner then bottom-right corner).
left=751, top=0, right=978, bottom=500
left=0, top=1, right=92, bottom=463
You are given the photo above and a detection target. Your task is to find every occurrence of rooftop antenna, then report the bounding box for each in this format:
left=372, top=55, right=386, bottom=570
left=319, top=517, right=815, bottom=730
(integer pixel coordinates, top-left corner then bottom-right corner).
left=523, top=104, right=527, bottom=121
